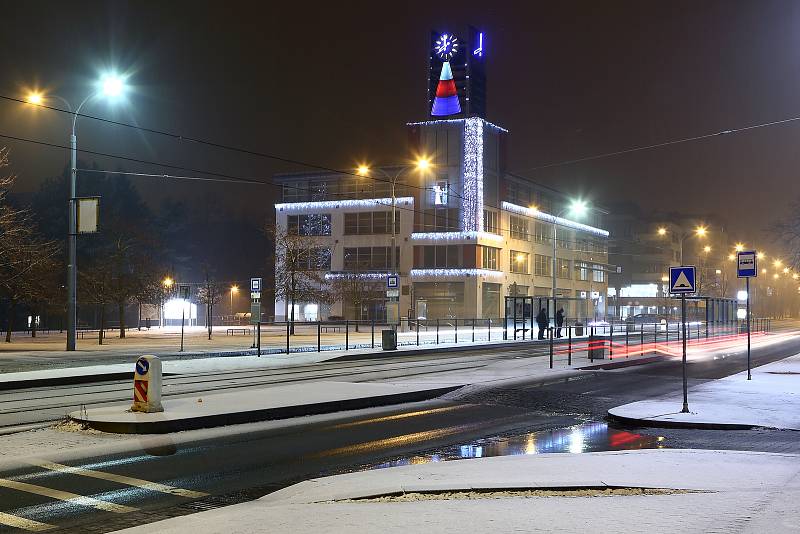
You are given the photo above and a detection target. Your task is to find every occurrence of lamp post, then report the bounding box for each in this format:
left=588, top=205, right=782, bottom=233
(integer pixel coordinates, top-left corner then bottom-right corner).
left=161, top=277, right=174, bottom=328
left=25, top=74, right=128, bottom=350
left=230, top=285, right=239, bottom=318
left=356, top=158, right=431, bottom=326
left=657, top=225, right=707, bottom=266
left=551, top=200, right=588, bottom=323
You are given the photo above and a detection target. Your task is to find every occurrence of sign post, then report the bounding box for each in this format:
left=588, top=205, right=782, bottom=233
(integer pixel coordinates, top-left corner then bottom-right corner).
left=387, top=275, right=399, bottom=330
left=670, top=265, right=696, bottom=413
left=250, top=278, right=262, bottom=357
left=737, top=251, right=758, bottom=380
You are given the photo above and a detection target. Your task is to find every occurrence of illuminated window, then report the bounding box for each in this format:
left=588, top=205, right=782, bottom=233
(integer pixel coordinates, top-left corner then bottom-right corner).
left=287, top=214, right=331, bottom=236
left=510, top=251, right=529, bottom=274
left=483, top=209, right=499, bottom=234
left=433, top=181, right=449, bottom=205
left=556, top=258, right=571, bottom=279
left=593, top=264, right=605, bottom=283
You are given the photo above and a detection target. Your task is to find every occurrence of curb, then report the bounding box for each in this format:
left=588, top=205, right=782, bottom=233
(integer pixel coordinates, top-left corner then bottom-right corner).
left=70, top=385, right=463, bottom=434
left=578, top=355, right=666, bottom=371
left=606, top=409, right=757, bottom=431
left=0, top=372, right=173, bottom=391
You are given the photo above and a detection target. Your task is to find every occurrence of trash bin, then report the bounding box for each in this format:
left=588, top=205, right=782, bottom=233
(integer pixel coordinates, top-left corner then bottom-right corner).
left=382, top=329, right=397, bottom=351
left=574, top=322, right=584, bottom=337
left=588, top=336, right=605, bottom=360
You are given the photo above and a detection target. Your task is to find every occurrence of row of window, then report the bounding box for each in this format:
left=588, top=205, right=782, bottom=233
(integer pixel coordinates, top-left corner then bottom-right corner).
left=344, top=212, right=400, bottom=235
left=343, top=247, right=400, bottom=270
left=417, top=245, right=462, bottom=269
left=287, top=214, right=332, bottom=236
left=287, top=248, right=332, bottom=271
left=282, top=179, right=411, bottom=202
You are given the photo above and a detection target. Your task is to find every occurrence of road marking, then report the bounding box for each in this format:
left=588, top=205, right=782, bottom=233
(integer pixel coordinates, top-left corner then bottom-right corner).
left=0, top=512, right=54, bottom=532
left=0, top=478, right=136, bottom=513
left=328, top=405, right=468, bottom=430
left=29, top=460, right=207, bottom=499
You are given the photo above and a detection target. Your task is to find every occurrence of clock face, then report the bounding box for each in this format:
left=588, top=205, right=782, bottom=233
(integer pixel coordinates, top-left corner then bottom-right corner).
left=434, top=33, right=459, bottom=60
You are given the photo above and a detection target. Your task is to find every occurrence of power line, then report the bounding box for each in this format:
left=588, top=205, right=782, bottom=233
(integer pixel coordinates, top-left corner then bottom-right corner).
left=518, top=115, right=800, bottom=173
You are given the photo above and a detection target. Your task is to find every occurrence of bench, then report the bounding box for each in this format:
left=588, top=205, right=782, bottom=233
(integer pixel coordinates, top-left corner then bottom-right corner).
left=320, top=325, right=344, bottom=333
left=77, top=330, right=98, bottom=339
left=226, top=328, right=251, bottom=336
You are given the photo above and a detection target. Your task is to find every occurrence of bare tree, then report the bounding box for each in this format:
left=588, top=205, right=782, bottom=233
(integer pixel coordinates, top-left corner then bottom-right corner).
left=0, top=148, right=60, bottom=342
left=197, top=270, right=224, bottom=340
left=266, top=223, right=331, bottom=334
left=329, top=274, right=383, bottom=331
left=774, top=200, right=800, bottom=270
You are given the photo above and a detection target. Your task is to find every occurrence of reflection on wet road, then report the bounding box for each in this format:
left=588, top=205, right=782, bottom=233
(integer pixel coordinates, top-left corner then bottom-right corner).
left=371, top=422, right=665, bottom=469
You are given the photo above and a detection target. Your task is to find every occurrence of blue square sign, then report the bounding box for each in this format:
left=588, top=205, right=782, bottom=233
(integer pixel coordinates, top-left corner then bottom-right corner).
left=737, top=251, right=757, bottom=278
left=669, top=266, right=696, bottom=294
left=387, top=275, right=399, bottom=289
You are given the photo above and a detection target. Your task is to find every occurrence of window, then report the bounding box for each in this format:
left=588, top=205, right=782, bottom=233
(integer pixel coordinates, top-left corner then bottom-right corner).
left=293, top=248, right=331, bottom=271
left=593, top=264, right=605, bottom=283
left=510, top=251, right=529, bottom=274
left=533, top=222, right=549, bottom=244
left=417, top=208, right=459, bottom=232
left=433, top=181, right=449, bottom=205
left=534, top=254, right=551, bottom=276
left=287, top=214, right=331, bottom=236
left=577, top=261, right=589, bottom=281
left=481, top=246, right=499, bottom=270
left=344, top=247, right=399, bottom=270
left=556, top=228, right=572, bottom=249
left=416, top=246, right=461, bottom=268
left=344, top=212, right=399, bottom=235
left=483, top=210, right=499, bottom=234
left=509, top=215, right=529, bottom=240
left=556, top=258, right=571, bottom=279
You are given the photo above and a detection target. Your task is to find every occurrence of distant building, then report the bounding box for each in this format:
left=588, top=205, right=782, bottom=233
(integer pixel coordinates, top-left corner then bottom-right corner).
left=606, top=204, right=735, bottom=320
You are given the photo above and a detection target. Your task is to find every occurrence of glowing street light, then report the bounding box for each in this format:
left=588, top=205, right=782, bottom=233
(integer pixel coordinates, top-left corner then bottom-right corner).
left=356, top=164, right=370, bottom=176
left=695, top=226, right=707, bottom=237
left=23, top=71, right=130, bottom=351
left=762, top=268, right=768, bottom=274
left=230, top=284, right=239, bottom=315
left=657, top=227, right=667, bottom=236
left=734, top=243, right=744, bottom=252
left=728, top=254, right=736, bottom=261
left=757, top=252, right=765, bottom=260
left=703, top=245, right=712, bottom=253
left=774, top=273, right=780, bottom=279
left=163, top=277, right=174, bottom=289
left=774, top=259, right=783, bottom=268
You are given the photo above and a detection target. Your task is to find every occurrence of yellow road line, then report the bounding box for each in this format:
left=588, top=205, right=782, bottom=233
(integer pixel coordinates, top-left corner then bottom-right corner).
left=30, top=460, right=207, bottom=499
left=0, top=512, right=54, bottom=532
left=328, top=405, right=468, bottom=430
left=0, top=478, right=136, bottom=513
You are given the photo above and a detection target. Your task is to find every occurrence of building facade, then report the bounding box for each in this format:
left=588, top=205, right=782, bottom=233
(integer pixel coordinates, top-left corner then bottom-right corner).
left=274, top=117, right=610, bottom=323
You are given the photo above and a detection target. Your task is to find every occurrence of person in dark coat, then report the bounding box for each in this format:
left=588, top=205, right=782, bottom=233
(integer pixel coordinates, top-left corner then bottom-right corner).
left=556, top=308, right=565, bottom=338
left=536, top=308, right=548, bottom=340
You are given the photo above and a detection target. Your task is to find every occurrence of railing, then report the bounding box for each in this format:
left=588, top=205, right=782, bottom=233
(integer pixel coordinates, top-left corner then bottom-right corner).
left=236, top=316, right=771, bottom=360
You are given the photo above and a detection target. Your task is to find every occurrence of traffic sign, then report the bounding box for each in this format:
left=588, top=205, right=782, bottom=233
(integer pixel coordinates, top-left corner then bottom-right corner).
left=737, top=251, right=758, bottom=278
left=387, top=275, right=399, bottom=289
left=386, top=288, right=400, bottom=298
left=135, top=358, right=149, bottom=376
left=669, top=266, right=696, bottom=294
left=250, top=278, right=262, bottom=292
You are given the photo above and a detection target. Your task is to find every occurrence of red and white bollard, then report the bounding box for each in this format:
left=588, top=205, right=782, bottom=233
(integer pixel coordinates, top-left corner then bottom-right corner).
left=130, top=355, right=163, bottom=413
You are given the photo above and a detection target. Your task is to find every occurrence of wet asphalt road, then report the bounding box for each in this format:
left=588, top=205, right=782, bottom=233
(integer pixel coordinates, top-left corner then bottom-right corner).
left=0, top=332, right=799, bottom=532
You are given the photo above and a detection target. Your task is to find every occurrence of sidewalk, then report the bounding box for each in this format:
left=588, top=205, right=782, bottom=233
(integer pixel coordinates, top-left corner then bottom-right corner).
left=114, top=449, right=800, bottom=534
left=609, top=353, right=800, bottom=430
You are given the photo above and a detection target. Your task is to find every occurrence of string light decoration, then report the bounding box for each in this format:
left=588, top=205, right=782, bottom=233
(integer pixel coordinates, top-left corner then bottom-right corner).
left=501, top=201, right=609, bottom=237
left=276, top=197, right=414, bottom=213
left=463, top=117, right=484, bottom=232
left=406, top=119, right=508, bottom=133
left=324, top=272, right=389, bottom=280
left=410, top=268, right=503, bottom=278
left=410, top=231, right=504, bottom=242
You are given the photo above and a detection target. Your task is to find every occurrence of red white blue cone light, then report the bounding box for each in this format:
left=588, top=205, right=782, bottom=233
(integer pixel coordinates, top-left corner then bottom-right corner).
left=431, top=61, right=461, bottom=116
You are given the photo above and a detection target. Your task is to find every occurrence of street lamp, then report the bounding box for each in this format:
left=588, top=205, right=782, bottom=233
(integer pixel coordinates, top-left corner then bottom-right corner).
left=356, top=157, right=432, bottom=327
left=161, top=277, right=174, bottom=328
left=230, top=285, right=239, bottom=316
left=657, top=225, right=708, bottom=265
left=24, top=72, right=129, bottom=351
left=735, top=243, right=744, bottom=252
left=552, top=200, right=593, bottom=321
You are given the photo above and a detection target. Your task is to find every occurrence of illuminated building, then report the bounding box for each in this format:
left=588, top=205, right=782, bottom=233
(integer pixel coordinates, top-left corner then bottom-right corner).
left=274, top=29, right=609, bottom=323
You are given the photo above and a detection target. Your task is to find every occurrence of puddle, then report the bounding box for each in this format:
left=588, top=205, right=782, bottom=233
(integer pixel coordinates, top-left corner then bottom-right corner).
left=369, top=422, right=665, bottom=469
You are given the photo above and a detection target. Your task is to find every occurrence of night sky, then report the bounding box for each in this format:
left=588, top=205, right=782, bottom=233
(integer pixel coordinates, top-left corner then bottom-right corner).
left=2, top=0, right=800, bottom=243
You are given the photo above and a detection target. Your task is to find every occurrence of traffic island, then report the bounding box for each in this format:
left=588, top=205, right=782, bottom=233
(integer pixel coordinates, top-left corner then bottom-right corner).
left=69, top=381, right=462, bottom=434
left=112, top=449, right=800, bottom=534
left=608, top=353, right=800, bottom=430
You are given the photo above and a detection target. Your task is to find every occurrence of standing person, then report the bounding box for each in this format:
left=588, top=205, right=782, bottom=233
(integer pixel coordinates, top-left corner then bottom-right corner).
left=536, top=308, right=548, bottom=340
left=556, top=308, right=565, bottom=338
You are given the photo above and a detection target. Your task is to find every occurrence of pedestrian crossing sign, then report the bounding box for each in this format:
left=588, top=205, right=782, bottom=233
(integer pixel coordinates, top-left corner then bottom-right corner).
left=669, top=266, right=696, bottom=294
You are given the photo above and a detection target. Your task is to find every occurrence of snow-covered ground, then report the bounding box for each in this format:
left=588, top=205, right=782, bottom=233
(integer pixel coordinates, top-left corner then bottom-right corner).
left=609, top=353, right=800, bottom=429
left=112, top=449, right=800, bottom=534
